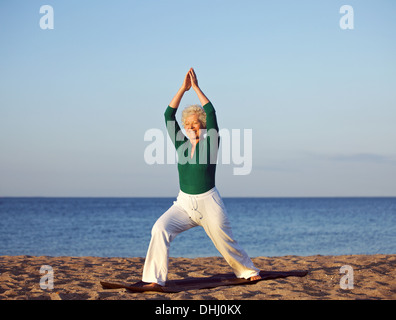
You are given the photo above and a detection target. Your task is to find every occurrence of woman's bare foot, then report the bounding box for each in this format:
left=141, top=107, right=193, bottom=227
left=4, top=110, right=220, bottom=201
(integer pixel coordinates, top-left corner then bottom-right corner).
left=142, top=282, right=163, bottom=289
left=249, top=275, right=262, bottom=281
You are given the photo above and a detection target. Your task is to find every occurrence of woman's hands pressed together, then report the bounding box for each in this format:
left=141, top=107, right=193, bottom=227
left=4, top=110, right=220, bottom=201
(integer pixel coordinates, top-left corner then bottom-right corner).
left=181, top=67, right=200, bottom=92
left=189, top=68, right=199, bottom=90
left=181, top=68, right=192, bottom=92
left=169, top=67, right=209, bottom=109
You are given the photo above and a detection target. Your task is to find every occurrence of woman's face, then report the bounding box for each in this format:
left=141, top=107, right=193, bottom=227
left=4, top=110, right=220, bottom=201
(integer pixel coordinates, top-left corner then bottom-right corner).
left=184, top=113, right=202, bottom=141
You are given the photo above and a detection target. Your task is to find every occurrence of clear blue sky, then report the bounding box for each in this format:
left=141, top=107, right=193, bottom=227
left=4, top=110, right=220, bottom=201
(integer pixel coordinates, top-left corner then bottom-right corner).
left=1, top=0, right=395, bottom=197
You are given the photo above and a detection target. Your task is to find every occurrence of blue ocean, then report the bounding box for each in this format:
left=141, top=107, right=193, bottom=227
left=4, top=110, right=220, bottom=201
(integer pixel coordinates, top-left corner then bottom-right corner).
left=0, top=197, right=395, bottom=258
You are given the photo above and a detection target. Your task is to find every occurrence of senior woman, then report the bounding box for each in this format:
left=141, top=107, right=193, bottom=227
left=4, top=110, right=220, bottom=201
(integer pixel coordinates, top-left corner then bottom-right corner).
left=142, top=68, right=261, bottom=289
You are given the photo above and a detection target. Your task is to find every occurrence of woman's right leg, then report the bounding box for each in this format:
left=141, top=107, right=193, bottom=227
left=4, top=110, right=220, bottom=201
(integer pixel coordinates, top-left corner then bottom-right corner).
left=142, top=202, right=197, bottom=286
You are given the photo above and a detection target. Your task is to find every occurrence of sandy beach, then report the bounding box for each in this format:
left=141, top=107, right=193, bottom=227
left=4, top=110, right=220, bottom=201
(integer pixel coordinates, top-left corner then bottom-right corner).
left=0, top=254, right=395, bottom=300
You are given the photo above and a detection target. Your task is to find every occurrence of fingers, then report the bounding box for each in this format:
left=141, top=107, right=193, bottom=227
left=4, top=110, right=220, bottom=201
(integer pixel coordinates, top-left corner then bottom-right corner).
left=188, top=68, right=198, bottom=85
left=184, top=68, right=191, bottom=81
left=182, top=69, right=192, bottom=91
left=189, top=68, right=196, bottom=79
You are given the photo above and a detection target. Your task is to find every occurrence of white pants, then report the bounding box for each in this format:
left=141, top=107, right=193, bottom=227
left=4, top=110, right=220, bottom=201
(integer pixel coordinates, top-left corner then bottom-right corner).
left=142, top=187, right=260, bottom=286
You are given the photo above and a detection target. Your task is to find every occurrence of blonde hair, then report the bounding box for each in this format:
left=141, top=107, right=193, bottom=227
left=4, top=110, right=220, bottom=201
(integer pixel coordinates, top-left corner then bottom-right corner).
left=181, top=104, right=207, bottom=129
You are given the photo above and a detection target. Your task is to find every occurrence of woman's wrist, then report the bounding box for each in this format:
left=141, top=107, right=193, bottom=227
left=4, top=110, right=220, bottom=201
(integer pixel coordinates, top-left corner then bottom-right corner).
left=179, top=86, right=189, bottom=93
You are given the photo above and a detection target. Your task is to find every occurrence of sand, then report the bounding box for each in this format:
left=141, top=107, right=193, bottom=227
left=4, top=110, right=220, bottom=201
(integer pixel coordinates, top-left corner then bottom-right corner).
left=0, top=254, right=395, bottom=300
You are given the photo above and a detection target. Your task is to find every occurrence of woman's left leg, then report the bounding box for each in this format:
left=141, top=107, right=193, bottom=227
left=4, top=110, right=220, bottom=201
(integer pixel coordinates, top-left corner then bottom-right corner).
left=199, top=190, right=260, bottom=279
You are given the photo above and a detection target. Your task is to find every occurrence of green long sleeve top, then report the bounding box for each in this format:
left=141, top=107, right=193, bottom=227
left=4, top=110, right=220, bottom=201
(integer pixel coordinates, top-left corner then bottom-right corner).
left=164, top=102, right=219, bottom=194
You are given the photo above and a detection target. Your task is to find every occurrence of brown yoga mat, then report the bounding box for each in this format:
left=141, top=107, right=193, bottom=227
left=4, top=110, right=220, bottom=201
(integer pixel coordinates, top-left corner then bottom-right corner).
left=100, top=270, right=308, bottom=293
